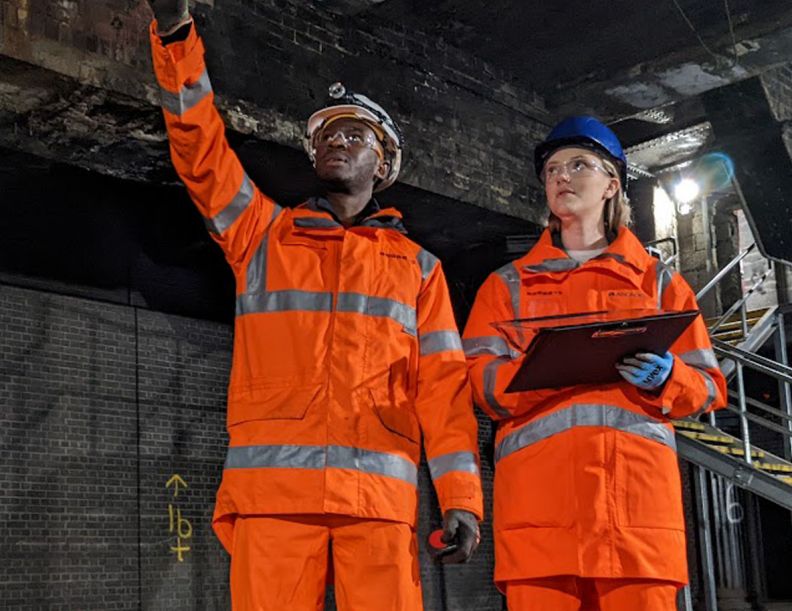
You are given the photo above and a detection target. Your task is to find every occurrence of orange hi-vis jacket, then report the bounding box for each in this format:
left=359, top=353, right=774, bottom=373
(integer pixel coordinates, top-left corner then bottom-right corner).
left=463, top=227, right=726, bottom=587
left=150, top=23, right=483, bottom=552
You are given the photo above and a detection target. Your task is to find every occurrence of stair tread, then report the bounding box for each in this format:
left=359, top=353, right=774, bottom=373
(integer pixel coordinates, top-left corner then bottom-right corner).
left=680, top=431, right=733, bottom=443
left=713, top=446, right=766, bottom=458
left=672, top=420, right=706, bottom=431
left=709, top=330, right=746, bottom=341
left=705, top=308, right=769, bottom=327
left=755, top=462, right=792, bottom=473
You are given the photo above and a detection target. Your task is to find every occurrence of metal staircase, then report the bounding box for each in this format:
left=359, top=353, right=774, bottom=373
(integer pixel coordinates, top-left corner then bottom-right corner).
left=668, top=243, right=792, bottom=611
left=674, top=416, right=792, bottom=511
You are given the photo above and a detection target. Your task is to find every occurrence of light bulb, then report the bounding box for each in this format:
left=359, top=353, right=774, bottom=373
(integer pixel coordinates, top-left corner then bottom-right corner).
left=674, top=178, right=700, bottom=204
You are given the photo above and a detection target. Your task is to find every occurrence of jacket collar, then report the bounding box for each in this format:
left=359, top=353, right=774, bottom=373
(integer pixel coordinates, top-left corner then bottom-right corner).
left=519, top=227, right=654, bottom=283
left=294, top=196, right=407, bottom=234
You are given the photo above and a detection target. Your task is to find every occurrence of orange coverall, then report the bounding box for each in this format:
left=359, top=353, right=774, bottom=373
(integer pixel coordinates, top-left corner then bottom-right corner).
left=150, top=22, right=483, bottom=610
left=463, top=227, right=726, bottom=608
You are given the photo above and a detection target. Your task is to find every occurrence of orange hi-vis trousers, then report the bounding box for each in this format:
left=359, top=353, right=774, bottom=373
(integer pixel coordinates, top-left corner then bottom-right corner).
left=506, top=576, right=679, bottom=611
left=230, top=514, right=423, bottom=611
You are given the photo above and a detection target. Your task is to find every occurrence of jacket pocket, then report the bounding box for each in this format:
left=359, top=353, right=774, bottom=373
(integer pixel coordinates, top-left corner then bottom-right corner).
left=614, top=432, right=684, bottom=530
left=280, top=236, right=328, bottom=250
left=371, top=390, right=420, bottom=444
left=495, top=433, right=574, bottom=529
left=227, top=382, right=322, bottom=427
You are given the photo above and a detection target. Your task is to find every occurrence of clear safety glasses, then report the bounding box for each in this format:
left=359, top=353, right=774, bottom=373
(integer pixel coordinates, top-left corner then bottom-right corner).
left=316, top=126, right=384, bottom=159
left=541, top=157, right=614, bottom=183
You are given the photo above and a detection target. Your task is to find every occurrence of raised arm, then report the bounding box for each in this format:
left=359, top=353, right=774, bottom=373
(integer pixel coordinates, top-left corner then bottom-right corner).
left=147, top=3, right=282, bottom=270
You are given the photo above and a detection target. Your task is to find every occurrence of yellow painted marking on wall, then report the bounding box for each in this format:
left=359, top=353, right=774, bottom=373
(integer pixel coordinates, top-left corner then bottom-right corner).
left=170, top=540, right=191, bottom=562
left=166, top=474, right=192, bottom=562
left=166, top=474, right=188, bottom=497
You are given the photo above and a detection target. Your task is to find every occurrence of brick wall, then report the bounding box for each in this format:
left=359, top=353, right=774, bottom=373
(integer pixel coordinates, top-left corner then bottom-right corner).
left=0, top=283, right=503, bottom=610
left=675, top=197, right=720, bottom=317
left=0, top=0, right=549, bottom=223
left=0, top=286, right=139, bottom=610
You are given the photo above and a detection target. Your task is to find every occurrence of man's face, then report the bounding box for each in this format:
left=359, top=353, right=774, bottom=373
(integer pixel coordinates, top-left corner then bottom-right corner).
left=314, top=118, right=389, bottom=193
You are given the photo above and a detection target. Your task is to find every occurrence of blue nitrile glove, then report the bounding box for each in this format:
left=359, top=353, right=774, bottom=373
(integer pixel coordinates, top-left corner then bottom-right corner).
left=439, top=509, right=480, bottom=564
left=616, top=351, right=674, bottom=391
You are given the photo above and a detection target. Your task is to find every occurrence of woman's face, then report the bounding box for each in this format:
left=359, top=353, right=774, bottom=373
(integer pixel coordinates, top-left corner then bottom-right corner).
left=543, top=147, right=619, bottom=226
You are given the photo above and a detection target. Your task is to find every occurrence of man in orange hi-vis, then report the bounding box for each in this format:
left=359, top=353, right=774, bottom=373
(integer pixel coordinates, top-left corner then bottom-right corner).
left=145, top=2, right=483, bottom=609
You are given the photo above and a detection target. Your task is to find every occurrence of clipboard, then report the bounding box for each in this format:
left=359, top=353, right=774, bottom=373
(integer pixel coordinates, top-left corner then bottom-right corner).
left=496, top=309, right=699, bottom=392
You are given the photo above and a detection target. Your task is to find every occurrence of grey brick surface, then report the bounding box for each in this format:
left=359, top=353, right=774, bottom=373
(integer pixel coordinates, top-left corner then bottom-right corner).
left=0, top=284, right=504, bottom=609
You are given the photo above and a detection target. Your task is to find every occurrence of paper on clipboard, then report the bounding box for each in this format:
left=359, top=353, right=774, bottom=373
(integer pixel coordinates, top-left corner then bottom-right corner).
left=491, top=309, right=699, bottom=392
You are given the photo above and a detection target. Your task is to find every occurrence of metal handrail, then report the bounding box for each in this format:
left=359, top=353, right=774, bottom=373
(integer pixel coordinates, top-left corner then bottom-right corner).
left=697, top=243, right=756, bottom=302
left=709, top=269, right=772, bottom=334
left=723, top=403, right=792, bottom=439
left=727, top=389, right=792, bottom=423
left=645, top=236, right=678, bottom=262
left=713, top=338, right=792, bottom=385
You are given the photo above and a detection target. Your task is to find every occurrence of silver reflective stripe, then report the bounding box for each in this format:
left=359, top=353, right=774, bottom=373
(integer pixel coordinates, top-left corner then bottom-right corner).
left=225, top=444, right=325, bottom=470
left=420, top=330, right=463, bottom=356
left=236, top=290, right=333, bottom=316
left=327, top=445, right=417, bottom=485
left=160, top=68, right=212, bottom=116
left=245, top=206, right=283, bottom=294
left=463, top=336, right=512, bottom=358
left=655, top=259, right=675, bottom=309
left=483, top=357, right=513, bottom=418
left=495, top=263, right=521, bottom=317
left=689, top=368, right=718, bottom=417
left=294, top=217, right=341, bottom=228
left=225, top=444, right=418, bottom=486
left=680, top=348, right=719, bottom=370
left=337, top=292, right=417, bottom=336
left=495, top=263, right=523, bottom=348
left=428, top=451, right=480, bottom=480
left=524, top=258, right=579, bottom=273
left=416, top=249, right=439, bottom=281
left=495, top=403, right=676, bottom=463
left=205, top=173, right=256, bottom=235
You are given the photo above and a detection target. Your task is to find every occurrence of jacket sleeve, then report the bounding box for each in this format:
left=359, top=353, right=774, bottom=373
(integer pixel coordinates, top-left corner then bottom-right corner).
left=414, top=251, right=484, bottom=520
left=463, top=272, right=557, bottom=421
left=149, top=21, right=281, bottom=272
left=637, top=271, right=727, bottom=418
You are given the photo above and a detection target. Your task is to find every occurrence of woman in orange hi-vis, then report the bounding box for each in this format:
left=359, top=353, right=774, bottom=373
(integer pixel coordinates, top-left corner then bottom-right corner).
left=463, top=116, right=726, bottom=610
left=145, top=1, right=483, bottom=610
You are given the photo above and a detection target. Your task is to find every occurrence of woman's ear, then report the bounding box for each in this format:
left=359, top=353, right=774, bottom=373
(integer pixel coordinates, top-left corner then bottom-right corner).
left=604, top=178, right=619, bottom=199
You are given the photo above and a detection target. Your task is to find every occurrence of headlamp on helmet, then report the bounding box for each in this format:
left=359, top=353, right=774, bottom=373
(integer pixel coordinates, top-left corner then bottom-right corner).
left=304, top=82, right=404, bottom=191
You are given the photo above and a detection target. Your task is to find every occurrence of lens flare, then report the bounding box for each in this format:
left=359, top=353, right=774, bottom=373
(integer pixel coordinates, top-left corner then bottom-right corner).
left=674, top=178, right=700, bottom=204
left=695, top=152, right=735, bottom=193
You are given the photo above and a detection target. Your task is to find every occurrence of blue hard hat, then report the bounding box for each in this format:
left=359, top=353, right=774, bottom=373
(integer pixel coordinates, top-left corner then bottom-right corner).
left=534, top=116, right=627, bottom=186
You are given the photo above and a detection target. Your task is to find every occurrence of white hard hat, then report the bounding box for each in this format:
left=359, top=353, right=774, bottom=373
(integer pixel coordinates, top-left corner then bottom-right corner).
left=304, top=83, right=403, bottom=191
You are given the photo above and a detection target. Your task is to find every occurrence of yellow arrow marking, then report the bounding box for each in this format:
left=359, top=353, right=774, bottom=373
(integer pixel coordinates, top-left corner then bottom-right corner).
left=166, top=474, right=187, bottom=497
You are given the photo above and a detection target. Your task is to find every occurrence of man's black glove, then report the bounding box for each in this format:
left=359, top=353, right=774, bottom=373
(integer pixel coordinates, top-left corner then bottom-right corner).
left=147, top=0, right=190, bottom=35
left=439, top=509, right=480, bottom=564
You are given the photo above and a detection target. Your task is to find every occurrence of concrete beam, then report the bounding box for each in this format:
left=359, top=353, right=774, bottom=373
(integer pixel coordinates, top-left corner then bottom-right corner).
left=702, top=77, right=792, bottom=264
left=554, top=20, right=792, bottom=122
left=0, top=0, right=548, bottom=224
left=0, top=56, right=176, bottom=183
